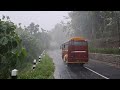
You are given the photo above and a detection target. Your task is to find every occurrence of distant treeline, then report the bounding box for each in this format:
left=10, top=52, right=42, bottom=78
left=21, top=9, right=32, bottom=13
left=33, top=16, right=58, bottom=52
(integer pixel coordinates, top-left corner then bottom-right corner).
left=49, top=11, right=120, bottom=54
left=67, top=11, right=120, bottom=48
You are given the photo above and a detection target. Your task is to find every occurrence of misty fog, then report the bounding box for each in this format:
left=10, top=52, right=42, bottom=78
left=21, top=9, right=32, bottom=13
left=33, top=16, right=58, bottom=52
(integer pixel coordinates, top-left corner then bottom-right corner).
left=1, top=11, right=120, bottom=79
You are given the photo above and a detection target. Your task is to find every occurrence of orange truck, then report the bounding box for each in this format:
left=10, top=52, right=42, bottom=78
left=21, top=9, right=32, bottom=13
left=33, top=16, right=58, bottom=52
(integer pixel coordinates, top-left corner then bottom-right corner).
left=61, top=37, right=88, bottom=66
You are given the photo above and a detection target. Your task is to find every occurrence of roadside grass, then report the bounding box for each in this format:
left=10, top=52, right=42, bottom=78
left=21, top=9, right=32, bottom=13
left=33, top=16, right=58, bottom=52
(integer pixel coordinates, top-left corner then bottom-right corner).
left=89, top=47, right=120, bottom=55
left=18, top=53, right=55, bottom=79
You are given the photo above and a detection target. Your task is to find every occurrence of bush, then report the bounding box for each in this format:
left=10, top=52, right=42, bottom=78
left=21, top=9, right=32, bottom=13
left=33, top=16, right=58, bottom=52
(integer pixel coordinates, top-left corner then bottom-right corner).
left=0, top=17, right=27, bottom=79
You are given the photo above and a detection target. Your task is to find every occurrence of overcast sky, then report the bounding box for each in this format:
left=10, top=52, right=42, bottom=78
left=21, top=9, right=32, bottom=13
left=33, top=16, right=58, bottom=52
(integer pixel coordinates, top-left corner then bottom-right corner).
left=0, top=11, right=70, bottom=31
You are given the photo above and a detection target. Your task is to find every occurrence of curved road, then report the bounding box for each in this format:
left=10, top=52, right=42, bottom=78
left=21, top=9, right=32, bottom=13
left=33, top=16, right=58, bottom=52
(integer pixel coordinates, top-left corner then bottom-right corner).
left=48, top=49, right=120, bottom=79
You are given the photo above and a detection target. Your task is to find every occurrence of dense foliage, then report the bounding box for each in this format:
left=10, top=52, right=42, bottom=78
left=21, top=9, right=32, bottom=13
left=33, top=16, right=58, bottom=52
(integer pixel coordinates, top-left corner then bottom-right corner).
left=0, top=16, right=27, bottom=78
left=0, top=16, right=51, bottom=79
left=61, top=11, right=120, bottom=54
left=67, top=11, right=120, bottom=48
left=16, top=23, right=51, bottom=61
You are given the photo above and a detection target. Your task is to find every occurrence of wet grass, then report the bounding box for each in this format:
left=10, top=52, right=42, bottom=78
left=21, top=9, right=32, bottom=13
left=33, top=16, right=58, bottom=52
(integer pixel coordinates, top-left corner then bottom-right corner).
left=18, top=54, right=55, bottom=79
left=89, top=47, right=120, bottom=55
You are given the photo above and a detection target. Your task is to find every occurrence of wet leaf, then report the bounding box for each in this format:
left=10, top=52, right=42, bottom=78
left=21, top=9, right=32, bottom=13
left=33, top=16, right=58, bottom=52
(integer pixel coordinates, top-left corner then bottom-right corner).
left=0, top=37, right=8, bottom=45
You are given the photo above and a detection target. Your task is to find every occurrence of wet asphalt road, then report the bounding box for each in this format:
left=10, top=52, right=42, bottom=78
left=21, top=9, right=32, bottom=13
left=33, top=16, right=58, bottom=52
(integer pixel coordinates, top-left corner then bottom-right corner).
left=48, top=49, right=120, bottom=79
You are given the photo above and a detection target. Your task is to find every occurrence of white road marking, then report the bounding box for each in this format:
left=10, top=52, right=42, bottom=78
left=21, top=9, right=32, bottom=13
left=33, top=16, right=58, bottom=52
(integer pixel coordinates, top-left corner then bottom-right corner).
left=84, top=67, right=109, bottom=79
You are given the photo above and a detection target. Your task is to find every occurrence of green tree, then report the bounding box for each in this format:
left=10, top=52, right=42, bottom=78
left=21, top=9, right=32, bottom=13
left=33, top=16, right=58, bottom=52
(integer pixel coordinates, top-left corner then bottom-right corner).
left=0, top=16, right=26, bottom=79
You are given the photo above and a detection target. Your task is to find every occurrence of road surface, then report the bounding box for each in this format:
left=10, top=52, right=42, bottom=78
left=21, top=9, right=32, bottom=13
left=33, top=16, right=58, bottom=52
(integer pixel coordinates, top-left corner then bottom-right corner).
left=48, top=49, right=120, bottom=79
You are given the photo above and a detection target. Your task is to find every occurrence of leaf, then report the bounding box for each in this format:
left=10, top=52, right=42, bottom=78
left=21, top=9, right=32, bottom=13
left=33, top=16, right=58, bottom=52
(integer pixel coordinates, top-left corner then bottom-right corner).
left=15, top=50, right=19, bottom=58
left=2, top=15, right=5, bottom=20
left=1, top=56, right=7, bottom=63
left=21, top=48, right=27, bottom=56
left=6, top=16, right=10, bottom=20
left=0, top=37, right=8, bottom=45
left=11, top=48, right=17, bottom=54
